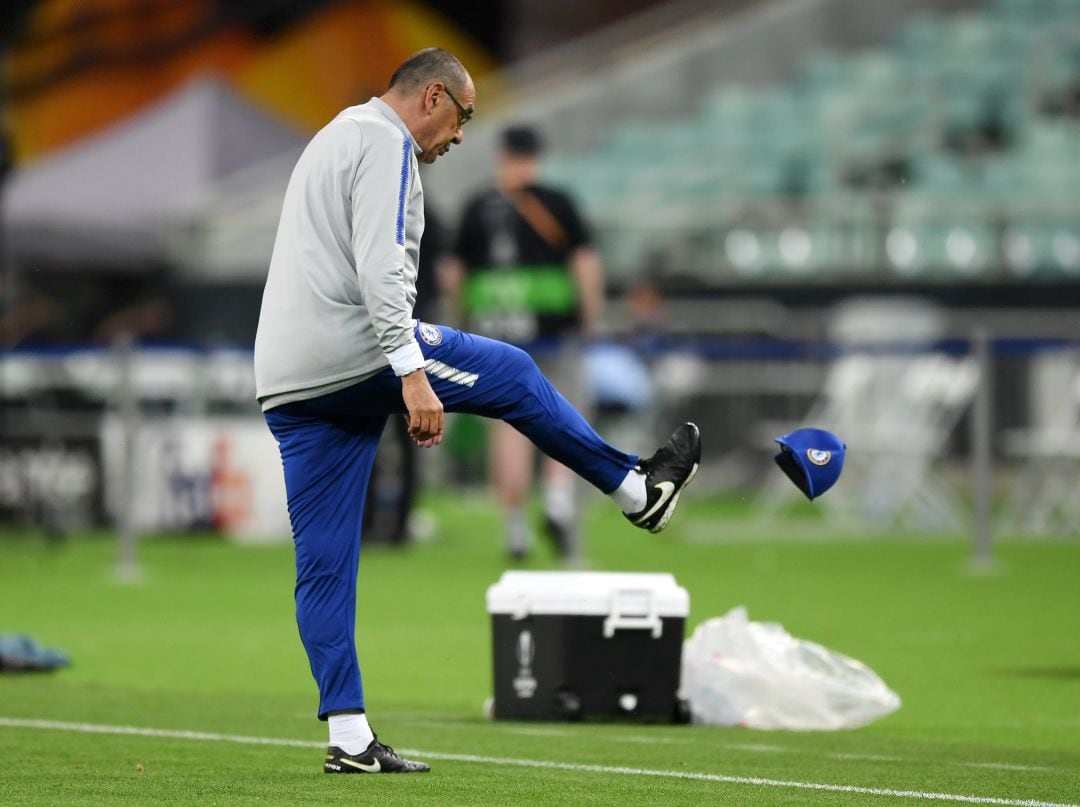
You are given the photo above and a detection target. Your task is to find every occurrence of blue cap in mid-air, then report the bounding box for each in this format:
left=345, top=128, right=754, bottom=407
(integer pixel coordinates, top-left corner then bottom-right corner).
left=773, top=428, right=846, bottom=501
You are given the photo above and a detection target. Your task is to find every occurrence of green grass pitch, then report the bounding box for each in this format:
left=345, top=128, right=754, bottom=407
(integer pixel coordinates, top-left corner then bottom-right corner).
left=1, top=492, right=1078, bottom=806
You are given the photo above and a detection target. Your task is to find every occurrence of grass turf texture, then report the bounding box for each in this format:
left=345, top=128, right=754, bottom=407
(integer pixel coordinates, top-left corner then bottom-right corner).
left=1, top=492, right=1078, bottom=806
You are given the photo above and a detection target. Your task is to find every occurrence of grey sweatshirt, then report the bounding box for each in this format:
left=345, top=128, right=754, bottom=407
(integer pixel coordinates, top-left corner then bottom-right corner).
left=254, top=98, right=426, bottom=411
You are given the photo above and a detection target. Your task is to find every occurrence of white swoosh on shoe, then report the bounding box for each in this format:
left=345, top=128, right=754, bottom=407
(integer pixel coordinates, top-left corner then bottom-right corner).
left=633, top=480, right=676, bottom=524
left=340, top=757, right=381, bottom=773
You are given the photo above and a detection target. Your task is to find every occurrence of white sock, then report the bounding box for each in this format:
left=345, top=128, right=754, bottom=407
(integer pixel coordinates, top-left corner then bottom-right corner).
left=543, top=479, right=575, bottom=526
left=506, top=507, right=531, bottom=555
left=611, top=467, right=647, bottom=514
left=328, top=712, right=374, bottom=755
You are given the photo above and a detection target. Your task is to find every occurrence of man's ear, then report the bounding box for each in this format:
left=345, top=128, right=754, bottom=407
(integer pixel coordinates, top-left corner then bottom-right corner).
left=422, top=82, right=440, bottom=116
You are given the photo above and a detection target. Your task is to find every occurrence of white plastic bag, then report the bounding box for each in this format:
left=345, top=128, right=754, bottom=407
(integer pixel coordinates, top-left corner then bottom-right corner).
left=681, top=606, right=900, bottom=730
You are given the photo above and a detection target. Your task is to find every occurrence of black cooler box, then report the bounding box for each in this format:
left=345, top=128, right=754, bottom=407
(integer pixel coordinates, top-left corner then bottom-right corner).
left=486, top=571, right=689, bottom=722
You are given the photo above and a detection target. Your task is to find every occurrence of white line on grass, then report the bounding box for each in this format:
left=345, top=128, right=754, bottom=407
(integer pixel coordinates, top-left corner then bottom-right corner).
left=494, top=725, right=1060, bottom=772
left=0, top=717, right=1073, bottom=807
left=0, top=717, right=323, bottom=749
left=724, top=742, right=788, bottom=753
left=833, top=753, right=906, bottom=763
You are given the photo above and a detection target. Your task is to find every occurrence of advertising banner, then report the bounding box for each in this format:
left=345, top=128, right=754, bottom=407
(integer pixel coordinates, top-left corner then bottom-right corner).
left=0, top=435, right=103, bottom=529
left=101, top=415, right=290, bottom=542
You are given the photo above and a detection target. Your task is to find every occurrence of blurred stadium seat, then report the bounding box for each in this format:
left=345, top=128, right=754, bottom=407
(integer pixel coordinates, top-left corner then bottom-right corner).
left=538, top=0, right=1080, bottom=282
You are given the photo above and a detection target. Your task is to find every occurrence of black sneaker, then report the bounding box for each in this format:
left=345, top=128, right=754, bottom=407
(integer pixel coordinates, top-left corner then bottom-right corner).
left=625, top=423, right=701, bottom=533
left=324, top=738, right=430, bottom=774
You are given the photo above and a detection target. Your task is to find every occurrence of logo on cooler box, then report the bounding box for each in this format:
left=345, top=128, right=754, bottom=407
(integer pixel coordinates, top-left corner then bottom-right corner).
left=513, top=630, right=537, bottom=698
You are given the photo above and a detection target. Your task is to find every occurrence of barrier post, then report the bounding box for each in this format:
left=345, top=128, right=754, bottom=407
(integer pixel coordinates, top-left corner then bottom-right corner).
left=114, top=332, right=141, bottom=581
left=970, top=328, right=994, bottom=570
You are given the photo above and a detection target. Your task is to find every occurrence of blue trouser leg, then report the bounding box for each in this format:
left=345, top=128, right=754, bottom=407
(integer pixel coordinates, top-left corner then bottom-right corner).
left=380, top=326, right=638, bottom=492
left=265, top=404, right=386, bottom=719
left=264, top=323, right=638, bottom=719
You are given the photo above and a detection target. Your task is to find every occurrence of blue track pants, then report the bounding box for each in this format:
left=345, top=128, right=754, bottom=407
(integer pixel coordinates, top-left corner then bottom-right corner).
left=264, top=324, right=637, bottom=718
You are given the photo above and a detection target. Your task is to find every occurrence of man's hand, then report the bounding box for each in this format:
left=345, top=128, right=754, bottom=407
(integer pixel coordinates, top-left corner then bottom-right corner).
left=401, top=369, right=444, bottom=447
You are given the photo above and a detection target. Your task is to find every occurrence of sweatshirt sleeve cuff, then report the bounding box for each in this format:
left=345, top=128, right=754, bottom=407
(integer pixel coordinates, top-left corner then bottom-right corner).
left=387, top=339, right=426, bottom=377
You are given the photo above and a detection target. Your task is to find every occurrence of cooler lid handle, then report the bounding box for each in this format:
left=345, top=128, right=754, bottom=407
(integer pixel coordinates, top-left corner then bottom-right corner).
left=603, top=588, right=662, bottom=638
left=509, top=593, right=530, bottom=620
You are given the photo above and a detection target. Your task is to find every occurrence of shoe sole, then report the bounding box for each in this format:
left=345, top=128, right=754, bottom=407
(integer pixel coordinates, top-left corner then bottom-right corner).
left=325, top=762, right=430, bottom=774
left=325, top=767, right=429, bottom=774
left=650, top=460, right=699, bottom=533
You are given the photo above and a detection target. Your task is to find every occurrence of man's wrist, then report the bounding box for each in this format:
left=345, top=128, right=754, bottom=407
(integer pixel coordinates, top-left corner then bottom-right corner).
left=387, top=339, right=426, bottom=377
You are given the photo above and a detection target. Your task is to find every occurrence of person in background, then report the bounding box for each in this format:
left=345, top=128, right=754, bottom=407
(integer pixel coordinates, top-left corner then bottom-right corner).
left=255, top=48, right=700, bottom=776
left=441, top=125, right=605, bottom=561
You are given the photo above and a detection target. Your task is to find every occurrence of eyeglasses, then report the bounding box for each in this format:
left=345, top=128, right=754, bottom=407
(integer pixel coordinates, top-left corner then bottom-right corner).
left=442, top=85, right=472, bottom=129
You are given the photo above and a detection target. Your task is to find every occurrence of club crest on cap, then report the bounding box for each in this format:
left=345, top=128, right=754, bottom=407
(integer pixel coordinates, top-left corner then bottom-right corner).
left=773, top=427, right=846, bottom=501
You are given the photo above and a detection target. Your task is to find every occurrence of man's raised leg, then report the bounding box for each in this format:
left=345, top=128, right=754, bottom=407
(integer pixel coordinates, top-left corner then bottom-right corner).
left=405, top=325, right=701, bottom=531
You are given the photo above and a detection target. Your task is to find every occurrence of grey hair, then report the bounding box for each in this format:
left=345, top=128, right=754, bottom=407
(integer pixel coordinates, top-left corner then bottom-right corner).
left=388, top=48, right=467, bottom=94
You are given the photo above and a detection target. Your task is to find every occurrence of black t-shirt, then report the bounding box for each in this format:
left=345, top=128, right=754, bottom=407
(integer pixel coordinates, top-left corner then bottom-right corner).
left=414, top=204, right=444, bottom=324
left=452, top=183, right=590, bottom=343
